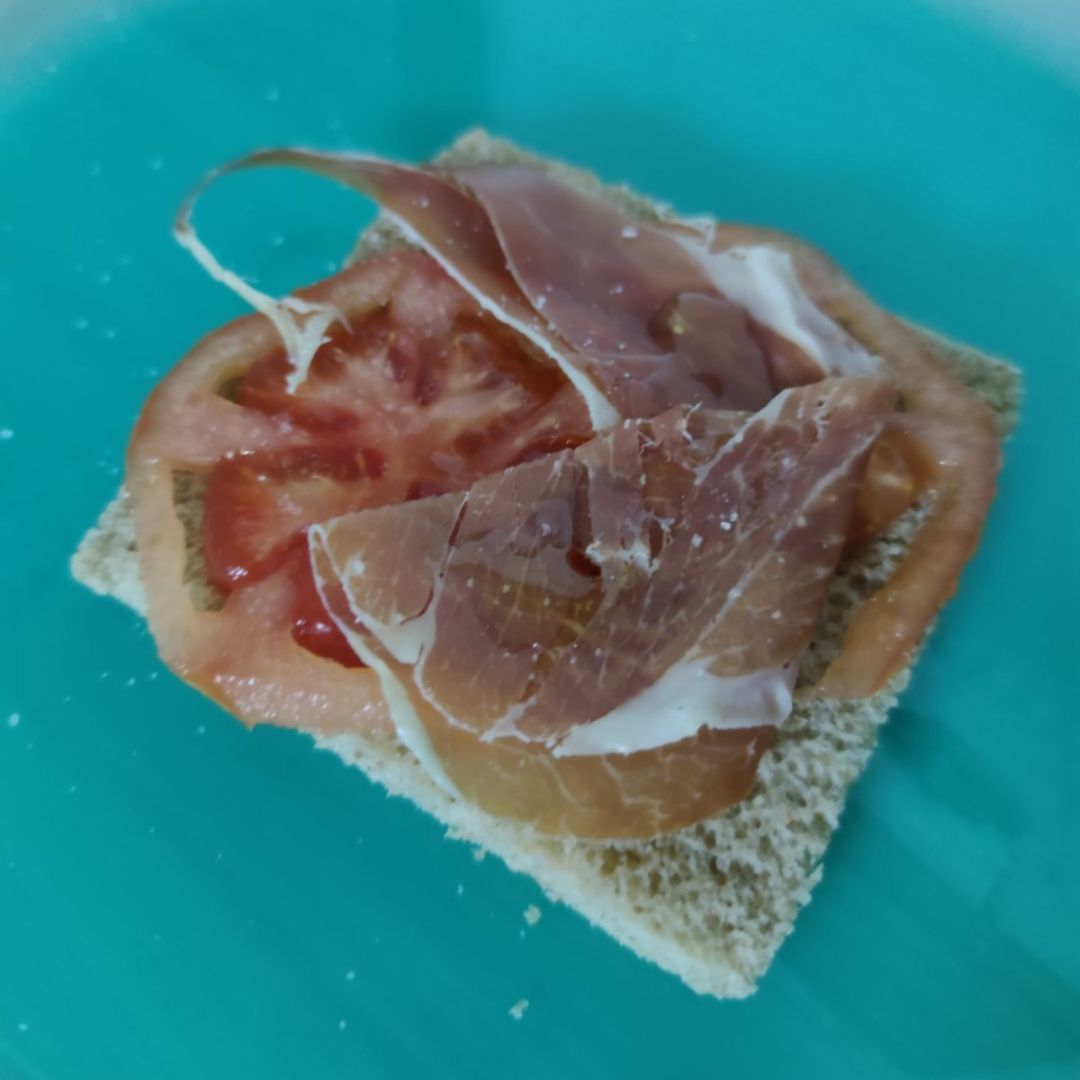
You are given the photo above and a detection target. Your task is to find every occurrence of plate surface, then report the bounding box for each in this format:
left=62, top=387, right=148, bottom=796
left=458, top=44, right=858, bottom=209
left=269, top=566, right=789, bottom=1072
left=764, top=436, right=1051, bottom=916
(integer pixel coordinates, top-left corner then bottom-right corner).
left=1, top=2, right=1077, bottom=1077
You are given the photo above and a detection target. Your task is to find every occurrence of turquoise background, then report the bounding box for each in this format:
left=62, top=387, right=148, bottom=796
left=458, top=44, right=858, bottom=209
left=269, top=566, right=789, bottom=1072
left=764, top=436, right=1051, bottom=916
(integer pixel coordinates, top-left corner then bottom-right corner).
left=1, top=1, right=1078, bottom=1076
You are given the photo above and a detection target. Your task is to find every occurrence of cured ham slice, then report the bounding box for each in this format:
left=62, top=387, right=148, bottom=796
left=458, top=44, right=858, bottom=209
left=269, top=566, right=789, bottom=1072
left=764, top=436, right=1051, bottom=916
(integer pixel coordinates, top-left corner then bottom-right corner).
left=310, top=378, right=893, bottom=836
left=706, top=228, right=1003, bottom=696
left=229, top=151, right=877, bottom=422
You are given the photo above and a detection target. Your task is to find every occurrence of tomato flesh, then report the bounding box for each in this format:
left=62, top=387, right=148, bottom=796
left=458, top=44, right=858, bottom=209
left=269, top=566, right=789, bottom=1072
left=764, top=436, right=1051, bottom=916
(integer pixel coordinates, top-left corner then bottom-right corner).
left=287, top=551, right=363, bottom=667
left=202, top=444, right=374, bottom=593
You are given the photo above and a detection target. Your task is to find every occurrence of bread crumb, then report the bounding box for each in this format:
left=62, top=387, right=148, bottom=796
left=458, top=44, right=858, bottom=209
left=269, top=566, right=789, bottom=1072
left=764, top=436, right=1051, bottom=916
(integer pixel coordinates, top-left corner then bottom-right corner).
left=6, top=713, right=20, bottom=728
left=507, top=999, right=529, bottom=1021
left=0, top=428, right=13, bottom=440
left=456, top=883, right=464, bottom=897
left=523, top=905, right=541, bottom=926
left=472, top=848, right=486, bottom=862
left=345, top=970, right=356, bottom=981
left=338, top=1019, right=347, bottom=1031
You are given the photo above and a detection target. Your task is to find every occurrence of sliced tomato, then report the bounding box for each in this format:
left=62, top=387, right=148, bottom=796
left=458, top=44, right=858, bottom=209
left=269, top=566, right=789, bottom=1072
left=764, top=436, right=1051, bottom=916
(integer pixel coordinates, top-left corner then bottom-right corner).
left=130, top=249, right=588, bottom=713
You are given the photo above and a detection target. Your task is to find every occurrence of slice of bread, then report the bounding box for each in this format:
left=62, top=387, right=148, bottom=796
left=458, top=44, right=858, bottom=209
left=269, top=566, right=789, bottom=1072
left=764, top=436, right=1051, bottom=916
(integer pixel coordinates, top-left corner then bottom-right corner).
left=71, top=130, right=1021, bottom=999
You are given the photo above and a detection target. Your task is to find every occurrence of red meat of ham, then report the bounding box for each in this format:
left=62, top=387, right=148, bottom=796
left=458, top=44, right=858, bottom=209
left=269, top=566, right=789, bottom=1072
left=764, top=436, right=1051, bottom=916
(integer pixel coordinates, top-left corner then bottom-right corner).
left=310, top=378, right=893, bottom=835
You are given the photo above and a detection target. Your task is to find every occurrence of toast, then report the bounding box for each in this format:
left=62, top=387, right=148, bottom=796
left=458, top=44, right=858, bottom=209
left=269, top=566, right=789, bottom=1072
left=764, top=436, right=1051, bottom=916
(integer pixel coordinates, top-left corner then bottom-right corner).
left=72, top=130, right=1021, bottom=999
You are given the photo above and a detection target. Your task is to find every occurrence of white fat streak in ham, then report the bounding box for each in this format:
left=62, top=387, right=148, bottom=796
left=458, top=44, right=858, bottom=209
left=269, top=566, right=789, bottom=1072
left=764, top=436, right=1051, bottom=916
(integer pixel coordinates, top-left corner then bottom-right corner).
left=675, top=234, right=880, bottom=377
left=553, top=659, right=795, bottom=757
left=173, top=180, right=342, bottom=395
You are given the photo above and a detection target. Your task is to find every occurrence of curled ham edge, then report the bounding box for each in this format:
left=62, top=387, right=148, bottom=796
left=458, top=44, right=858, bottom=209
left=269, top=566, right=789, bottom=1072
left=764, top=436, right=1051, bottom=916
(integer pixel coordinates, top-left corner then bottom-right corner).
left=131, top=149, right=1001, bottom=783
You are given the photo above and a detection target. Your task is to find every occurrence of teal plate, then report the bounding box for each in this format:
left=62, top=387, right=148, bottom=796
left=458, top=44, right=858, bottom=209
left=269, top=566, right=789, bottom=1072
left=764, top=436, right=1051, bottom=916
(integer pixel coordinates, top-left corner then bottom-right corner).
left=1, top=2, right=1078, bottom=1077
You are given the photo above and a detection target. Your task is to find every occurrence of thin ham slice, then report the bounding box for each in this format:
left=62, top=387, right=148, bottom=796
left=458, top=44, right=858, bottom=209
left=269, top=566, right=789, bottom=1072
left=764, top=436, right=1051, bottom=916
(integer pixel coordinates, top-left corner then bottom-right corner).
left=224, top=151, right=859, bottom=423
left=310, top=378, right=893, bottom=836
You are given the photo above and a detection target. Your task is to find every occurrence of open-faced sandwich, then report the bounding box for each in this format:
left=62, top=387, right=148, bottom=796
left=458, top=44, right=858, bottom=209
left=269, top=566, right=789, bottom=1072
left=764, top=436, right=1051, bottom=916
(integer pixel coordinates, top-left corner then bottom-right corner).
left=73, top=130, right=1020, bottom=998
